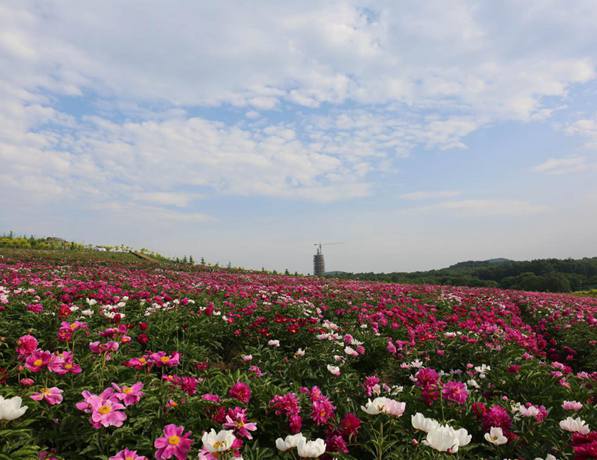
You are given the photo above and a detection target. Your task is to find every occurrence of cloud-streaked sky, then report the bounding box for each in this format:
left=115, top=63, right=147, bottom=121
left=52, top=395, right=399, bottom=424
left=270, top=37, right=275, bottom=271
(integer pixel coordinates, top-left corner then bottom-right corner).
left=1, top=1, right=597, bottom=273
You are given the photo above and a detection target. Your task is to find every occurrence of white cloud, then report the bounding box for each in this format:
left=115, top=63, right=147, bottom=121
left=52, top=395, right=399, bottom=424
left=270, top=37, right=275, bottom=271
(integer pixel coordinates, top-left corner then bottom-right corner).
left=533, top=156, right=593, bottom=175
left=565, top=118, right=597, bottom=149
left=1, top=0, right=597, bottom=214
left=134, top=192, right=200, bottom=208
left=401, top=190, right=461, bottom=200
left=2, top=1, right=596, bottom=116
left=432, top=199, right=549, bottom=216
left=93, top=202, right=214, bottom=223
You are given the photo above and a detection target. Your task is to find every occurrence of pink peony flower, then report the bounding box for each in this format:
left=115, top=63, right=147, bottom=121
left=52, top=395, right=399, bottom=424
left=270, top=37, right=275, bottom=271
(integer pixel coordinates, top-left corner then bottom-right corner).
left=223, top=407, right=258, bottom=440
left=27, top=303, right=44, bottom=313
left=16, top=335, right=39, bottom=357
left=201, top=393, right=221, bottom=403
left=112, top=382, right=144, bottom=406
left=57, top=321, right=88, bottom=342
left=25, top=350, right=52, bottom=373
left=48, top=351, right=82, bottom=375
left=248, top=365, right=264, bottom=377
left=124, top=355, right=150, bottom=370
left=109, top=448, right=148, bottom=460
left=154, top=424, right=193, bottom=460
left=31, top=387, right=63, bottom=405
left=150, top=352, right=180, bottom=367
left=562, top=400, right=583, bottom=411
left=79, top=390, right=126, bottom=429
left=20, top=378, right=35, bottom=387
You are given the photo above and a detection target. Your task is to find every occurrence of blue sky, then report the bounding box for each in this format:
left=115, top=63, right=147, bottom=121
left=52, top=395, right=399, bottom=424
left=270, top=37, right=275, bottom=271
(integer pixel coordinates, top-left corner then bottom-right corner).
left=1, top=1, right=597, bottom=273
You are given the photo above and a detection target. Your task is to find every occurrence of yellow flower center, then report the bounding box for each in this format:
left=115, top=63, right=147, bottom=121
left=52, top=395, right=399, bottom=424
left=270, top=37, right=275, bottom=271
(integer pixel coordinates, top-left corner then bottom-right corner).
left=41, top=387, right=50, bottom=395
left=213, top=440, right=226, bottom=449
left=126, top=457, right=135, bottom=460
left=168, top=435, right=180, bottom=446
left=139, top=357, right=147, bottom=364
left=98, top=405, right=111, bottom=415
left=123, top=386, right=133, bottom=394
left=160, top=356, right=170, bottom=363
left=70, top=323, right=78, bottom=330
left=64, top=363, right=73, bottom=369
left=33, top=359, right=43, bottom=367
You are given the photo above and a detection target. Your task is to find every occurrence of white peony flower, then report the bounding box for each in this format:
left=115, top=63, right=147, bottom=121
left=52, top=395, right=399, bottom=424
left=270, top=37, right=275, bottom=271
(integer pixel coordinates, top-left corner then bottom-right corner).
left=423, top=426, right=460, bottom=453
left=484, top=426, right=508, bottom=445
left=326, top=365, right=341, bottom=376
left=297, top=438, right=326, bottom=458
left=275, top=433, right=306, bottom=452
left=467, top=379, right=480, bottom=389
left=411, top=413, right=440, bottom=433
left=452, top=427, right=472, bottom=447
left=559, top=417, right=590, bottom=434
left=0, top=396, right=28, bottom=421
left=423, top=425, right=471, bottom=453
left=361, top=397, right=406, bottom=417
left=514, top=403, right=540, bottom=417
left=344, top=346, right=359, bottom=357
left=201, top=429, right=236, bottom=453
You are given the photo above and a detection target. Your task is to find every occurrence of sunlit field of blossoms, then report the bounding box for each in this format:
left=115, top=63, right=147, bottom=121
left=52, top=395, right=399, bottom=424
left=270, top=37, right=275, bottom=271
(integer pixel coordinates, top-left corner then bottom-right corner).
left=0, top=254, right=596, bottom=459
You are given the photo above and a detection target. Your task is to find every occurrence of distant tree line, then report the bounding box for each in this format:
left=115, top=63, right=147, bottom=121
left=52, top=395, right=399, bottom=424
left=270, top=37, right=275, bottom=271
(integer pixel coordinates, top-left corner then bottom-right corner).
left=0, top=233, right=86, bottom=251
left=328, top=257, right=597, bottom=293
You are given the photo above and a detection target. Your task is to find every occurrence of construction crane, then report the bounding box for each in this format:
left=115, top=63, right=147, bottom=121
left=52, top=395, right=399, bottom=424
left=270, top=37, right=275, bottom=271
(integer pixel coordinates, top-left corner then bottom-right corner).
left=313, top=242, right=342, bottom=276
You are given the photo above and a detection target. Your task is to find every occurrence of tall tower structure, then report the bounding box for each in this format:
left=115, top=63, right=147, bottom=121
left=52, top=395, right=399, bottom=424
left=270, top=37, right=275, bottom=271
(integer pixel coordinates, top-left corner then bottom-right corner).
left=313, top=243, right=325, bottom=276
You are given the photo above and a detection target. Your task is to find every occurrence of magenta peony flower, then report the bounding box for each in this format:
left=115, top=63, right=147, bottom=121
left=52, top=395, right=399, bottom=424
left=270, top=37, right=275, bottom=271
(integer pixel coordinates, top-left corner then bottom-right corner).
left=363, top=375, right=381, bottom=397
left=482, top=405, right=512, bottom=432
left=340, top=412, right=362, bottom=439
left=31, top=387, right=63, bottom=405
left=228, top=382, right=251, bottom=404
left=27, top=303, right=44, bottom=313
left=311, top=395, right=336, bottom=425
left=289, top=414, right=303, bottom=434
left=154, top=424, right=193, bottom=460
left=441, top=381, right=468, bottom=405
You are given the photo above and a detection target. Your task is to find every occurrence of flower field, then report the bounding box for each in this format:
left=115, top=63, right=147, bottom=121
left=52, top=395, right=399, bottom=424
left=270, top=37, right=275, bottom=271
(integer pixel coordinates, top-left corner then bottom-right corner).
left=0, top=255, right=596, bottom=459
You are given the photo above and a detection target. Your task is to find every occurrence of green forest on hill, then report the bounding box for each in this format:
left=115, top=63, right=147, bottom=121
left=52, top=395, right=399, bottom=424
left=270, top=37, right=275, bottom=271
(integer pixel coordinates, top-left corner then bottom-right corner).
left=329, top=257, right=597, bottom=293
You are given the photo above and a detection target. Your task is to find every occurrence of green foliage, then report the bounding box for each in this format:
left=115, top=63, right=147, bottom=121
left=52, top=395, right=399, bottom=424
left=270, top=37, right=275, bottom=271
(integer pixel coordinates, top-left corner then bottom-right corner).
left=329, top=256, right=597, bottom=293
